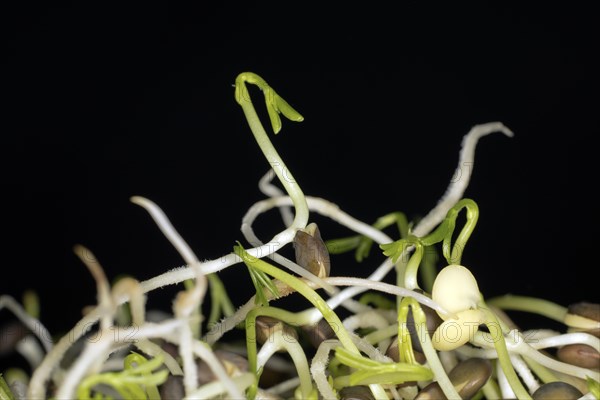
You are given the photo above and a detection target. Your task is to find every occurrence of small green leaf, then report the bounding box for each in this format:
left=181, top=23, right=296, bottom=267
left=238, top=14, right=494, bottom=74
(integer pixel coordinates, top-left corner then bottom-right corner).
left=380, top=240, right=406, bottom=263
left=265, top=87, right=304, bottom=134
left=358, top=212, right=410, bottom=262
left=245, top=257, right=280, bottom=307
left=335, top=347, right=433, bottom=386
left=325, top=236, right=361, bottom=255
left=355, top=236, right=374, bottom=262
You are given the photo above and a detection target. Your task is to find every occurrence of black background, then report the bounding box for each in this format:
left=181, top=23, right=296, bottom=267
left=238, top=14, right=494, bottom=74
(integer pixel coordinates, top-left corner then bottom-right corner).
left=3, top=3, right=597, bottom=335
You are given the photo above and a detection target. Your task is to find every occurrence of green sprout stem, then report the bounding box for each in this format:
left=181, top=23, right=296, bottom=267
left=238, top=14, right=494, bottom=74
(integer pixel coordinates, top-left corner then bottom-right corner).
left=245, top=307, right=313, bottom=399
left=245, top=306, right=309, bottom=399
left=206, top=273, right=235, bottom=327
left=363, top=323, right=398, bottom=346
left=419, top=245, right=439, bottom=293
left=523, top=356, right=559, bottom=384
left=479, top=304, right=532, bottom=400
left=397, top=297, right=418, bottom=365
left=409, top=298, right=462, bottom=399
left=487, top=295, right=568, bottom=323
left=235, top=72, right=308, bottom=231
left=481, top=377, right=502, bottom=400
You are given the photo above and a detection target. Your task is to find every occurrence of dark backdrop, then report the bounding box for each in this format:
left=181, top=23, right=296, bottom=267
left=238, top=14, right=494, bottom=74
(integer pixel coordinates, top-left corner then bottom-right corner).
left=3, top=3, right=596, bottom=334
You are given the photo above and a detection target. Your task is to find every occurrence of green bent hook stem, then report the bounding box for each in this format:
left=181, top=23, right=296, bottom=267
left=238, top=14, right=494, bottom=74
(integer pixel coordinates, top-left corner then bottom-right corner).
left=245, top=306, right=313, bottom=399
left=421, top=198, right=479, bottom=265
left=235, top=72, right=309, bottom=231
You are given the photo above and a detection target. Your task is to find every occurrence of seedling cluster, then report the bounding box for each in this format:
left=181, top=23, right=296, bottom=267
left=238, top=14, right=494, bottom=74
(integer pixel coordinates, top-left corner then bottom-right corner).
left=1, top=73, right=599, bottom=399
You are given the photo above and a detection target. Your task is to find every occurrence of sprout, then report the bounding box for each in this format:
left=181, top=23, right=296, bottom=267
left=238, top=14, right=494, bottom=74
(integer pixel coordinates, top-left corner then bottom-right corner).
left=3, top=71, right=596, bottom=400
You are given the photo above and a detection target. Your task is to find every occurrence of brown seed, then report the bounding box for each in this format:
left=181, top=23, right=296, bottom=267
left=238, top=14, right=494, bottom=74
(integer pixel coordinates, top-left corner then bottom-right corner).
left=302, top=318, right=336, bottom=349
left=415, top=358, right=492, bottom=400
left=448, top=358, right=492, bottom=399
left=568, top=302, right=600, bottom=321
left=567, top=302, right=600, bottom=337
left=255, top=316, right=298, bottom=348
left=406, top=301, right=444, bottom=353
left=294, top=223, right=331, bottom=278
left=339, top=385, right=375, bottom=400
left=557, top=343, right=600, bottom=369
left=532, top=381, right=583, bottom=400
left=159, top=375, right=184, bottom=400
left=414, top=382, right=446, bottom=400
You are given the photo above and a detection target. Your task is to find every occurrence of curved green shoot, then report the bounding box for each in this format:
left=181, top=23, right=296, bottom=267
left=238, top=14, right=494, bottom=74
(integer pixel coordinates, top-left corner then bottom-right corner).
left=206, top=273, right=235, bottom=327
left=397, top=297, right=418, bottom=365
left=325, top=235, right=362, bottom=255
left=245, top=306, right=312, bottom=399
left=419, top=245, right=439, bottom=293
left=486, top=295, right=568, bottom=323
left=479, top=303, right=532, bottom=400
left=235, top=72, right=308, bottom=231
left=421, top=198, right=479, bottom=265
left=76, top=352, right=168, bottom=399
left=235, top=72, right=304, bottom=135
